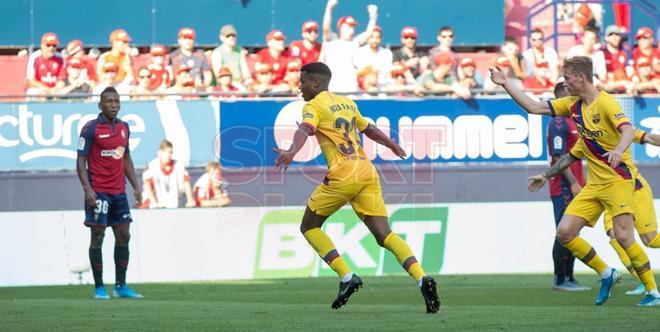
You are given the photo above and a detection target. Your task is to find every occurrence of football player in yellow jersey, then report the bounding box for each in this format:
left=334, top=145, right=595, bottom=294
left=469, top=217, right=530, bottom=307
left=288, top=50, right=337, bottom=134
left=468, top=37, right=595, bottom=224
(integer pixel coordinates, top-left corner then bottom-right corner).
left=528, top=129, right=660, bottom=298
left=490, top=56, right=660, bottom=306
left=273, top=62, right=440, bottom=313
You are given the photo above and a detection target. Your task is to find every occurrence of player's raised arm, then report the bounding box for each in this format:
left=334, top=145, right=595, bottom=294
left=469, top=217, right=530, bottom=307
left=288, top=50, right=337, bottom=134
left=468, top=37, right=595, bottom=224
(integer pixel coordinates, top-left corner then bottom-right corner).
left=362, top=124, right=406, bottom=159
left=489, top=66, right=552, bottom=115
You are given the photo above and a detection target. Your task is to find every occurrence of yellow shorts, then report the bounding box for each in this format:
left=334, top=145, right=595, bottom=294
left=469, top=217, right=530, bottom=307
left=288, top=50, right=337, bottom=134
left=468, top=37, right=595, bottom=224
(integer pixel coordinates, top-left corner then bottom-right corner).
left=603, top=177, right=657, bottom=235
left=307, top=159, right=388, bottom=220
left=564, top=179, right=635, bottom=227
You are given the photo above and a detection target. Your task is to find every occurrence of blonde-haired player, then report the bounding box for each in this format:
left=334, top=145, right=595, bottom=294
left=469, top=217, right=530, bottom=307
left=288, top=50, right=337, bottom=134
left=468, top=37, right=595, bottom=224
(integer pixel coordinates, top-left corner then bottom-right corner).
left=491, top=56, right=660, bottom=306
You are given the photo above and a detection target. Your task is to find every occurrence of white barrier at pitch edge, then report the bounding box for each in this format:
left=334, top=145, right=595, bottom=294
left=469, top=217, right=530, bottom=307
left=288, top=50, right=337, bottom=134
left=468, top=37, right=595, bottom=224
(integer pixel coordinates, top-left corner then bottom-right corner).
left=0, top=201, right=659, bottom=287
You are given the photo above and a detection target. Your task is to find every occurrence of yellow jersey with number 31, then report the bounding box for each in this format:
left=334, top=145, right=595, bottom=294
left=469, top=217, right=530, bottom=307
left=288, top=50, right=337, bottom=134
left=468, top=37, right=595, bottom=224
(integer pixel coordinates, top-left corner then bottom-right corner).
left=300, top=91, right=370, bottom=168
left=548, top=91, right=636, bottom=185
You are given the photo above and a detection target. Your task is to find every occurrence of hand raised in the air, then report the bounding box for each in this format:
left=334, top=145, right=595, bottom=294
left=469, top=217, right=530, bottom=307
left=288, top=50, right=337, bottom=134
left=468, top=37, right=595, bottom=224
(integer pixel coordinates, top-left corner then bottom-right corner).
left=489, top=67, right=507, bottom=86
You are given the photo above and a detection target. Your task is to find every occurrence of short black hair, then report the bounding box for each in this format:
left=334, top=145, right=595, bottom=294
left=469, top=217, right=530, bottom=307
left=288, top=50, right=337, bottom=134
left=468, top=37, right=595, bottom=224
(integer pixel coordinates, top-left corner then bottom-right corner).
left=438, top=26, right=453, bottom=35
left=301, top=62, right=332, bottom=82
left=553, top=81, right=567, bottom=97
left=100, top=86, right=119, bottom=100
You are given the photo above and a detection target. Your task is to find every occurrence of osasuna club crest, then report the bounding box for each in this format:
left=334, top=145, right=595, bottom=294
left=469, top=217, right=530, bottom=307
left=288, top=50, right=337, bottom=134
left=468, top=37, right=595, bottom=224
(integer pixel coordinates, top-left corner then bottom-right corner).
left=592, top=113, right=601, bottom=124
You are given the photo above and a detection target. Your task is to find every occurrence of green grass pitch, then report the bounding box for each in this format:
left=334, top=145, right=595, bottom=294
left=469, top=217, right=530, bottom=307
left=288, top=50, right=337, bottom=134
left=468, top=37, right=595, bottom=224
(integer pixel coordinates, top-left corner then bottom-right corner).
left=1, top=274, right=658, bottom=331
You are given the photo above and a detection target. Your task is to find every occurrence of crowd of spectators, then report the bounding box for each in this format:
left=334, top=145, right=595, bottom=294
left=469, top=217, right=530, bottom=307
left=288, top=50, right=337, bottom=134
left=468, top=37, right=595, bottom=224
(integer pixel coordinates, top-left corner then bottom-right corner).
left=23, top=0, right=659, bottom=100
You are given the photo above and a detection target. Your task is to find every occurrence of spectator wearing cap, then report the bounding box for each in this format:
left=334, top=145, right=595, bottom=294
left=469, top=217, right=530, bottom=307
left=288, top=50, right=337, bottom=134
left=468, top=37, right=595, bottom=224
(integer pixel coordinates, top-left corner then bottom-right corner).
left=273, top=60, right=302, bottom=94
left=392, top=26, right=429, bottom=78
left=131, top=67, right=155, bottom=100
left=91, top=61, right=131, bottom=99
left=25, top=32, right=66, bottom=96
left=59, top=58, right=93, bottom=96
left=97, top=29, right=134, bottom=85
left=418, top=53, right=470, bottom=98
left=632, top=57, right=659, bottom=95
left=457, top=57, right=484, bottom=92
left=256, top=30, right=291, bottom=84
left=211, top=24, right=252, bottom=88
left=320, top=0, right=379, bottom=92
left=356, top=66, right=381, bottom=95
left=147, top=44, right=172, bottom=92
left=601, top=25, right=632, bottom=94
left=170, top=27, right=212, bottom=89
left=166, top=64, right=197, bottom=99
left=566, top=26, right=607, bottom=83
left=384, top=62, right=423, bottom=96
left=289, top=21, right=322, bottom=65
left=212, top=67, right=242, bottom=98
left=522, top=28, right=559, bottom=90
left=65, top=39, right=98, bottom=84
left=353, top=26, right=393, bottom=87
left=428, top=26, right=457, bottom=66
left=632, top=27, right=659, bottom=75
left=249, top=63, right=276, bottom=95
left=499, top=38, right=527, bottom=82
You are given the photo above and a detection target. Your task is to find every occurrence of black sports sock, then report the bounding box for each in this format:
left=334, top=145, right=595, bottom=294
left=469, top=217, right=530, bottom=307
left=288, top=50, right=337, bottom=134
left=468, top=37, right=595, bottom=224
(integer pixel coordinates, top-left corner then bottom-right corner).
left=89, top=248, right=103, bottom=288
left=552, top=239, right=566, bottom=284
left=566, top=250, right=577, bottom=281
left=114, top=246, right=129, bottom=286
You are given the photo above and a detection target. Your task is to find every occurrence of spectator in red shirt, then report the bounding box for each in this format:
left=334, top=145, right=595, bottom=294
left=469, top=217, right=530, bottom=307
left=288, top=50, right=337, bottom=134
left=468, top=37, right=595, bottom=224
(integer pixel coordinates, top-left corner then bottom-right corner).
left=289, top=21, right=322, bottom=65
left=166, top=64, right=197, bottom=99
left=274, top=60, right=302, bottom=94
left=26, top=32, right=66, bottom=96
left=97, top=29, right=135, bottom=86
left=632, top=57, right=659, bottom=95
left=170, top=27, right=212, bottom=89
left=256, top=30, right=291, bottom=84
left=59, top=58, right=93, bottom=96
left=392, top=26, right=429, bottom=78
left=66, top=39, right=98, bottom=84
left=249, top=63, right=275, bottom=95
left=632, top=27, right=659, bottom=75
left=601, top=25, right=632, bottom=93
left=147, top=44, right=172, bottom=92
left=212, top=67, right=241, bottom=98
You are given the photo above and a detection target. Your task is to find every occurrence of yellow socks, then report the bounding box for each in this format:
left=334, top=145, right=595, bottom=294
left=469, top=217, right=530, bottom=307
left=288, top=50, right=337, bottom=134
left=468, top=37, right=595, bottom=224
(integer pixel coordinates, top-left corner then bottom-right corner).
left=564, top=237, right=609, bottom=275
left=303, top=228, right=351, bottom=278
left=625, top=242, right=658, bottom=292
left=609, top=239, right=639, bottom=280
left=383, top=232, right=426, bottom=281
left=648, top=233, right=660, bottom=248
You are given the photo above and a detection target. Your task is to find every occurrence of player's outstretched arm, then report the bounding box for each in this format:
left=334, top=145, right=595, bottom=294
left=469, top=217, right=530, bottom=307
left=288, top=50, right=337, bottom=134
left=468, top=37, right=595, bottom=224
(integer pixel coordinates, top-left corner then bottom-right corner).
left=274, top=124, right=314, bottom=171
left=527, top=153, right=576, bottom=192
left=489, top=67, right=552, bottom=115
left=643, top=132, right=660, bottom=146
left=76, top=156, right=97, bottom=208
left=362, top=124, right=406, bottom=159
left=123, top=154, right=142, bottom=207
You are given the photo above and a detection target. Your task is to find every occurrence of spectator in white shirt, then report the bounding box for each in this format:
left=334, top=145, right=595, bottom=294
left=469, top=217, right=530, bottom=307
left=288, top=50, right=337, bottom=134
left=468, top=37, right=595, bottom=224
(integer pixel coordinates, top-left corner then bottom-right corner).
left=353, top=26, right=393, bottom=87
left=566, top=26, right=607, bottom=83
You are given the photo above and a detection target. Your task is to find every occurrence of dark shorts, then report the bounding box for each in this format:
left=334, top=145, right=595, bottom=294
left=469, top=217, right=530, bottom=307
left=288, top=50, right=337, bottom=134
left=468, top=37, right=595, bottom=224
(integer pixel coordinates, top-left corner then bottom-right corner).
left=84, top=192, right=133, bottom=227
left=551, top=190, right=574, bottom=227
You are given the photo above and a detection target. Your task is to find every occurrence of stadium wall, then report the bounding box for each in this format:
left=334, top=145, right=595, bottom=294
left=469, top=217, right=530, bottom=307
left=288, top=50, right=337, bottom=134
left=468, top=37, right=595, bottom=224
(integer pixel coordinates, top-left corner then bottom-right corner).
left=0, top=0, right=504, bottom=48
left=2, top=201, right=660, bottom=287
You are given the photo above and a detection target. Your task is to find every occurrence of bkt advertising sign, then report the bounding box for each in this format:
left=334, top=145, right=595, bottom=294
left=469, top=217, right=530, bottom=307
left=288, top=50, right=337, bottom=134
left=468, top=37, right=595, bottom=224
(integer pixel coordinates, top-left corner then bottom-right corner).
left=626, top=97, right=660, bottom=162
left=254, top=206, right=448, bottom=278
left=0, top=100, right=218, bottom=170
left=221, top=98, right=551, bottom=168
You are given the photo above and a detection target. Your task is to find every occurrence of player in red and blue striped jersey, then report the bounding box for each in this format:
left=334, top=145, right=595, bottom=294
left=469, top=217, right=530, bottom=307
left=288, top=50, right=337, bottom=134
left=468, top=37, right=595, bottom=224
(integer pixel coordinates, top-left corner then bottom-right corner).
left=76, top=87, right=143, bottom=299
